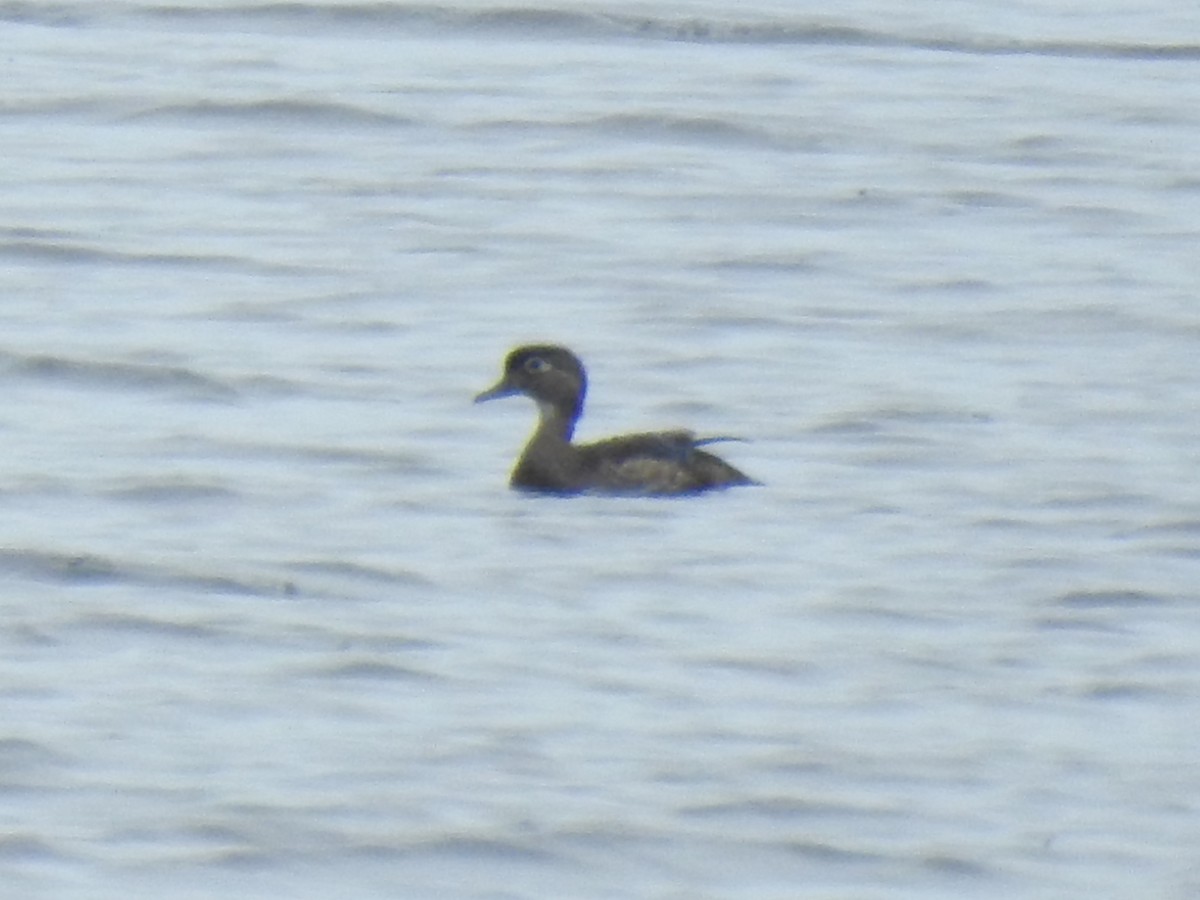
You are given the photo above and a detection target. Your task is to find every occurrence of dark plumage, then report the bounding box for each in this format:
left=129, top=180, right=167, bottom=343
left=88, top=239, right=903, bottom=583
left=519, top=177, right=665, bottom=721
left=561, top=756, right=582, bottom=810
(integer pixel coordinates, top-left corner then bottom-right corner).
left=474, top=345, right=757, bottom=496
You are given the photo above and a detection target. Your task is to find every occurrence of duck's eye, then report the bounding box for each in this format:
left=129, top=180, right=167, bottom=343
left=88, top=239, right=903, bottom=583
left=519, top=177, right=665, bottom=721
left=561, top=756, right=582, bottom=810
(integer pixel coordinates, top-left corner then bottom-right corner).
left=523, top=357, right=550, bottom=374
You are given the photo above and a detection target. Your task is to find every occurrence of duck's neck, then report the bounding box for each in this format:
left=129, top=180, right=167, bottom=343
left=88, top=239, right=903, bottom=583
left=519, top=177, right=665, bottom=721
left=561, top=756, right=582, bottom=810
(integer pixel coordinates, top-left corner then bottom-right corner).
left=510, top=401, right=582, bottom=492
left=533, top=400, right=577, bottom=444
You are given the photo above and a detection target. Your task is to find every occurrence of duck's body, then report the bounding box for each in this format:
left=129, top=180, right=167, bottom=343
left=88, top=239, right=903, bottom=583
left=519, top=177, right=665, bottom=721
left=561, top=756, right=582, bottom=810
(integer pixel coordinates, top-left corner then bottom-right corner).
left=475, top=345, right=756, bottom=496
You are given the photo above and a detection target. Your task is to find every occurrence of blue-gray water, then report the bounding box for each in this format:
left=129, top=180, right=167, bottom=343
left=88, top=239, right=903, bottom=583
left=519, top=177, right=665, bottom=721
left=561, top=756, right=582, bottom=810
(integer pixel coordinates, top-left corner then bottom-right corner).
left=3, top=2, right=1199, bottom=898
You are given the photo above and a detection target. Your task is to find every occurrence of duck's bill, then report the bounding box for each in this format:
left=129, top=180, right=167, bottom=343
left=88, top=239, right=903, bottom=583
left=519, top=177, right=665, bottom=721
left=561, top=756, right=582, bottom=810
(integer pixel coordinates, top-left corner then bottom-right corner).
left=474, top=380, right=518, bottom=404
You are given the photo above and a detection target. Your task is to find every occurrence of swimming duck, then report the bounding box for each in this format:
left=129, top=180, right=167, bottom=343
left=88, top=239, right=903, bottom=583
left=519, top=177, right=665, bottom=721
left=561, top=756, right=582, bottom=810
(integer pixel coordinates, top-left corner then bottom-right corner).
left=474, top=345, right=756, bottom=496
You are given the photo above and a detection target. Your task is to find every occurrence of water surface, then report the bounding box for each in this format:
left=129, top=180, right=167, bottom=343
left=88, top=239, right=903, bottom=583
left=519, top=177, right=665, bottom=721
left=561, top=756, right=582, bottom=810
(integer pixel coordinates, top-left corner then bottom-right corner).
left=2, top=2, right=1199, bottom=897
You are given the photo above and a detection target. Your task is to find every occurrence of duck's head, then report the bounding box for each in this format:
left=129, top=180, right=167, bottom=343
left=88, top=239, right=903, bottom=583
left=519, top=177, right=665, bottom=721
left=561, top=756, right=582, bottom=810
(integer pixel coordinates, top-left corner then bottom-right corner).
left=475, top=344, right=588, bottom=426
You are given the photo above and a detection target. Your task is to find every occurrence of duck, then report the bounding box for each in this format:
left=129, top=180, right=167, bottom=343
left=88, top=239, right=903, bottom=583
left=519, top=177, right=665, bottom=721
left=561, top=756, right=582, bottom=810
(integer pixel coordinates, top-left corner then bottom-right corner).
left=474, top=344, right=757, bottom=496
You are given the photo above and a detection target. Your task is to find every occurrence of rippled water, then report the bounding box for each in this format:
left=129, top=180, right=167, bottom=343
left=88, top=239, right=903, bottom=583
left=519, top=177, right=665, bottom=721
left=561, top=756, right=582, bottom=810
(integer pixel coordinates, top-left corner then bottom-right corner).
left=3, top=2, right=1200, bottom=898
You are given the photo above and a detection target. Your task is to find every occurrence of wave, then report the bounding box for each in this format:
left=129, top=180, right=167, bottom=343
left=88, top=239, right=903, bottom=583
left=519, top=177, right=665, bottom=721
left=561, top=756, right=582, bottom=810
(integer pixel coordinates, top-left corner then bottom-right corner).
left=1053, top=589, right=1169, bottom=608
left=0, top=547, right=294, bottom=597
left=299, top=657, right=438, bottom=681
left=124, top=99, right=412, bottom=129
left=468, top=111, right=792, bottom=151
left=0, top=349, right=239, bottom=399
left=590, top=112, right=783, bottom=148
left=3, top=2, right=1197, bottom=62
left=0, top=350, right=319, bottom=405
left=286, top=558, right=433, bottom=587
left=103, top=480, right=240, bottom=504
left=0, top=234, right=308, bottom=276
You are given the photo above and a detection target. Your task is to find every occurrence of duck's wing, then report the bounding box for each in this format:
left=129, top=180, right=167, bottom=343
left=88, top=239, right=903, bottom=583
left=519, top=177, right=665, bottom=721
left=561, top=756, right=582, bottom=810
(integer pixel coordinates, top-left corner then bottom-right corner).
left=579, top=429, right=697, bottom=461
left=576, top=430, right=756, bottom=494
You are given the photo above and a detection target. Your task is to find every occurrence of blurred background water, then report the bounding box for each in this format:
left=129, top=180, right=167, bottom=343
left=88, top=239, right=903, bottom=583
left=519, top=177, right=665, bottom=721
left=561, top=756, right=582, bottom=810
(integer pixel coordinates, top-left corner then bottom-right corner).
left=2, top=1, right=1199, bottom=898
